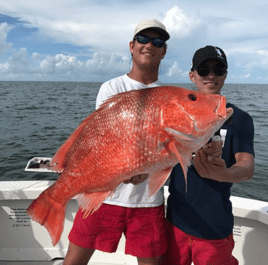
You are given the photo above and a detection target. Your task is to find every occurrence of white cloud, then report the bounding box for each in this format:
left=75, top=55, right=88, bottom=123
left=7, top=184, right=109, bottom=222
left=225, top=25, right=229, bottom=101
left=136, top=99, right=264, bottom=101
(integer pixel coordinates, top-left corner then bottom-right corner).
left=0, top=0, right=135, bottom=53
left=32, top=52, right=40, bottom=61
left=0, top=47, right=131, bottom=81
left=0, top=62, right=9, bottom=73
left=257, top=49, right=268, bottom=56
left=165, top=61, right=182, bottom=77
left=163, top=6, right=201, bottom=38
left=17, top=51, right=129, bottom=81
left=0, top=1, right=268, bottom=83
left=243, top=73, right=251, bottom=79
left=9, top=48, right=30, bottom=72
left=226, top=47, right=268, bottom=76
left=0, top=22, right=13, bottom=54
left=0, top=48, right=38, bottom=79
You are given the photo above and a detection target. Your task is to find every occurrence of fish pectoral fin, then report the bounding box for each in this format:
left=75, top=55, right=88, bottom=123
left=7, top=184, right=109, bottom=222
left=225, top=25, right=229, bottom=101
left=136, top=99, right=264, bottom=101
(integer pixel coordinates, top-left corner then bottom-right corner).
left=168, top=141, right=190, bottom=191
left=148, top=167, right=173, bottom=197
left=76, top=190, right=114, bottom=218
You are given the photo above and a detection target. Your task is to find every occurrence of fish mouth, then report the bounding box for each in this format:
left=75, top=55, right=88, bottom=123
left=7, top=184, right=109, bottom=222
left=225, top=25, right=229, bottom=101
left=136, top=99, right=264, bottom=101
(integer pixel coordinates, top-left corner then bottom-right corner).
left=214, top=96, right=225, bottom=118
left=211, top=98, right=233, bottom=136
left=214, top=96, right=233, bottom=120
left=225, top=107, right=234, bottom=120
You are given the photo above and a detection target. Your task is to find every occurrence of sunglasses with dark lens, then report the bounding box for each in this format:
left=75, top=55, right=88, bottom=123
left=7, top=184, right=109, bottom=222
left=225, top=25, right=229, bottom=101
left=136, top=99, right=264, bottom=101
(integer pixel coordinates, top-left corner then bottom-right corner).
left=134, top=34, right=166, bottom=48
left=196, top=66, right=227, bottom=77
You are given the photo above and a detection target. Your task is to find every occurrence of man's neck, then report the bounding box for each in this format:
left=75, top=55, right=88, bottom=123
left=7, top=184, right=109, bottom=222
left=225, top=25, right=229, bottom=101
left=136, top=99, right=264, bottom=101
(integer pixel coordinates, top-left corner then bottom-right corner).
left=128, top=67, right=159, bottom=85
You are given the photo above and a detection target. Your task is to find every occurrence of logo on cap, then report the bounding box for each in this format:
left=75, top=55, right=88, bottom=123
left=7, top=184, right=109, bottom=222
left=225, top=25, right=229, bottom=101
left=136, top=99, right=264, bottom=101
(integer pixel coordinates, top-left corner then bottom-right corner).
left=215, top=47, right=224, bottom=60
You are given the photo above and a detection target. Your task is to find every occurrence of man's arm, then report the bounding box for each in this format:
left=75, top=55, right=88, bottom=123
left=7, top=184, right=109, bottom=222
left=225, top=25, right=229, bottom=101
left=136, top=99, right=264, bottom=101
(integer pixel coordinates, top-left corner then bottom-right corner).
left=123, top=174, right=149, bottom=185
left=193, top=150, right=254, bottom=183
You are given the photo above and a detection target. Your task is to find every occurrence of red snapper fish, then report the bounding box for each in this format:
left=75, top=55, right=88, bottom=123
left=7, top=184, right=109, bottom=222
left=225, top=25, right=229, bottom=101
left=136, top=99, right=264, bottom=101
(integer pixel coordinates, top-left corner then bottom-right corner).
left=27, top=86, right=233, bottom=246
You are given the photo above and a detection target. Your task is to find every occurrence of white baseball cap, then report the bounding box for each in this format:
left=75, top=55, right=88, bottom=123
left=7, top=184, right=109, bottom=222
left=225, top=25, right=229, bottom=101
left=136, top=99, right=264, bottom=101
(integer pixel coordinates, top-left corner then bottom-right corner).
left=133, top=18, right=170, bottom=41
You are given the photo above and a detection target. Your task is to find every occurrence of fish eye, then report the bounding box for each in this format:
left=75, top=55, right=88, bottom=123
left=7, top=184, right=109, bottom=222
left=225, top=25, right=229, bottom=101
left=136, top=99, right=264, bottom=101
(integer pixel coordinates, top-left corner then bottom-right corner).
left=188, top=94, right=197, bottom=101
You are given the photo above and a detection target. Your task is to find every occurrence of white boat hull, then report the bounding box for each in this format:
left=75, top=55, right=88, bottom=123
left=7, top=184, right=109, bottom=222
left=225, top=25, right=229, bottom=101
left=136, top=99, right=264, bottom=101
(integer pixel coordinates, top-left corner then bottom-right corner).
left=0, top=181, right=267, bottom=264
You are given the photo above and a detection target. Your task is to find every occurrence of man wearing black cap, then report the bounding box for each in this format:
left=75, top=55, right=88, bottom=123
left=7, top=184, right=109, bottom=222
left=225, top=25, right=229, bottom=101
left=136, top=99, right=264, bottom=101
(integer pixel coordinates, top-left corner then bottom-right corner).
left=63, top=18, right=170, bottom=265
left=162, top=46, right=255, bottom=264
left=190, top=45, right=229, bottom=95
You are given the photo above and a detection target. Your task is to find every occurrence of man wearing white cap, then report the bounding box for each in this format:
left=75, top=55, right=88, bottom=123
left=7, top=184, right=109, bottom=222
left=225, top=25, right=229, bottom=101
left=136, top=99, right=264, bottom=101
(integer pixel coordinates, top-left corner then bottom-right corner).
left=63, top=18, right=170, bottom=265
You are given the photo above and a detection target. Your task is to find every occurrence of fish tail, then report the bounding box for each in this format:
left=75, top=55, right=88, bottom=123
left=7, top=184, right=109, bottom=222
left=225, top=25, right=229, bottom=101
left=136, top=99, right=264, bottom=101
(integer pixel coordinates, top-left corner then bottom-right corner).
left=27, top=191, right=66, bottom=246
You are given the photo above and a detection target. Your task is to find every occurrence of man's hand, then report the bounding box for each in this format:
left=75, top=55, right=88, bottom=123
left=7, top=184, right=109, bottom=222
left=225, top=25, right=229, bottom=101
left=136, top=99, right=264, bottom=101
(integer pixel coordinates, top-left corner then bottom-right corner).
left=201, top=139, right=223, bottom=158
left=193, top=149, right=227, bottom=182
left=194, top=150, right=254, bottom=183
left=123, top=174, right=149, bottom=185
left=193, top=139, right=227, bottom=182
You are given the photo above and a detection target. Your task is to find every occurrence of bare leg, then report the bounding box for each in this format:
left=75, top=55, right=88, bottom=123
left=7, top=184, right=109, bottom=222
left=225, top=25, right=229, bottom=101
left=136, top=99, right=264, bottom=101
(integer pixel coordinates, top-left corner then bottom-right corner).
left=137, top=256, right=161, bottom=265
left=63, top=242, right=95, bottom=265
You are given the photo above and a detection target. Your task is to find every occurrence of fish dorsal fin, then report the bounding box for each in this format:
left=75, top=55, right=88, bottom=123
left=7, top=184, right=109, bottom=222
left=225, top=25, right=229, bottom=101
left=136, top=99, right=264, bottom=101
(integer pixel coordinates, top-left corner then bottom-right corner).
left=168, top=141, right=190, bottom=191
left=76, top=190, right=114, bottom=218
left=148, top=167, right=173, bottom=197
left=51, top=114, right=94, bottom=172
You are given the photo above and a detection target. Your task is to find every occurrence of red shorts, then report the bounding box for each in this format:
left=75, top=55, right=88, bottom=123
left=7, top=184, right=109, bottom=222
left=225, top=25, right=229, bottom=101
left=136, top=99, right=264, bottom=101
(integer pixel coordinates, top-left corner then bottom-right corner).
left=161, top=222, right=238, bottom=265
left=68, top=203, right=168, bottom=258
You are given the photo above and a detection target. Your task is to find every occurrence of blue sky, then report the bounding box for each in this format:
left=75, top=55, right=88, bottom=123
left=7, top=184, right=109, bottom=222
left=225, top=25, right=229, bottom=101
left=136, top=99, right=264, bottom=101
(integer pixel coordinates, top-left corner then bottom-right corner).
left=0, top=0, right=268, bottom=83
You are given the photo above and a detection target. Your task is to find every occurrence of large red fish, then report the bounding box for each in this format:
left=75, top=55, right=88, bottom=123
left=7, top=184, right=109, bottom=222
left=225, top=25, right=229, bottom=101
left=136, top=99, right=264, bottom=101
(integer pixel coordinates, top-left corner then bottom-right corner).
left=27, top=86, right=233, bottom=246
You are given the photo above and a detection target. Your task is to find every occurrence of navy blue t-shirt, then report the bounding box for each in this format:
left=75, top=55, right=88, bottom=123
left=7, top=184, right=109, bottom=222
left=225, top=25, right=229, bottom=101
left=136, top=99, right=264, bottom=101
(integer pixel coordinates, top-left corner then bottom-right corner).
left=166, top=103, right=255, bottom=240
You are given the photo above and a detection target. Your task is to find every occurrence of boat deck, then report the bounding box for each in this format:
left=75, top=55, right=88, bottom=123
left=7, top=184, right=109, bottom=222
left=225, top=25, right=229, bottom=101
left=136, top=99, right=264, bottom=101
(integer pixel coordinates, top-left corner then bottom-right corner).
left=1, top=180, right=268, bottom=265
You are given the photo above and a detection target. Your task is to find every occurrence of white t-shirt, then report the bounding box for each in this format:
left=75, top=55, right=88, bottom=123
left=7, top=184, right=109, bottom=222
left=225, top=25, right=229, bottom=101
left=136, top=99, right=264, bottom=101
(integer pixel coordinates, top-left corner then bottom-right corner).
left=96, top=74, right=164, bottom=208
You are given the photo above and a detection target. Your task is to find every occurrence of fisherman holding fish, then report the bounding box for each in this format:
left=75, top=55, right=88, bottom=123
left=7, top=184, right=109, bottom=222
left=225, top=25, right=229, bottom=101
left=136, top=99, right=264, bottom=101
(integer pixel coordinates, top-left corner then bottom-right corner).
left=63, top=18, right=170, bottom=265
left=161, top=46, right=255, bottom=264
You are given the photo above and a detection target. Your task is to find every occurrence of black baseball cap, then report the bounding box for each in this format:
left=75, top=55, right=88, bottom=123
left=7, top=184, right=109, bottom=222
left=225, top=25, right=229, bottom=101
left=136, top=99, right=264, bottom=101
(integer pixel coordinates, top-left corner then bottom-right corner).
left=191, top=45, right=228, bottom=70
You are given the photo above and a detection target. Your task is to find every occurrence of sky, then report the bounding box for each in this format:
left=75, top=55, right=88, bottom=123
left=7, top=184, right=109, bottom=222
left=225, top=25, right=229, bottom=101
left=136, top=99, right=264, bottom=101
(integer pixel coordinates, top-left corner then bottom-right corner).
left=0, top=0, right=268, bottom=84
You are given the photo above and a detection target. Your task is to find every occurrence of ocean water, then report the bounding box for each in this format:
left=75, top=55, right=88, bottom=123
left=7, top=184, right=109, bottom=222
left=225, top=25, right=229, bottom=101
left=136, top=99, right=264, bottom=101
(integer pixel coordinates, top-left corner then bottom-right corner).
left=0, top=81, right=267, bottom=202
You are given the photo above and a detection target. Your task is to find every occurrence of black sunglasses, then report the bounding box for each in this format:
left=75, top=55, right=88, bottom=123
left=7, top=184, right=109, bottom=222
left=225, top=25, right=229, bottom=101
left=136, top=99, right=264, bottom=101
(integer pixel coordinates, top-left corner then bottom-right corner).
left=196, top=65, right=227, bottom=77
left=134, top=34, right=166, bottom=48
